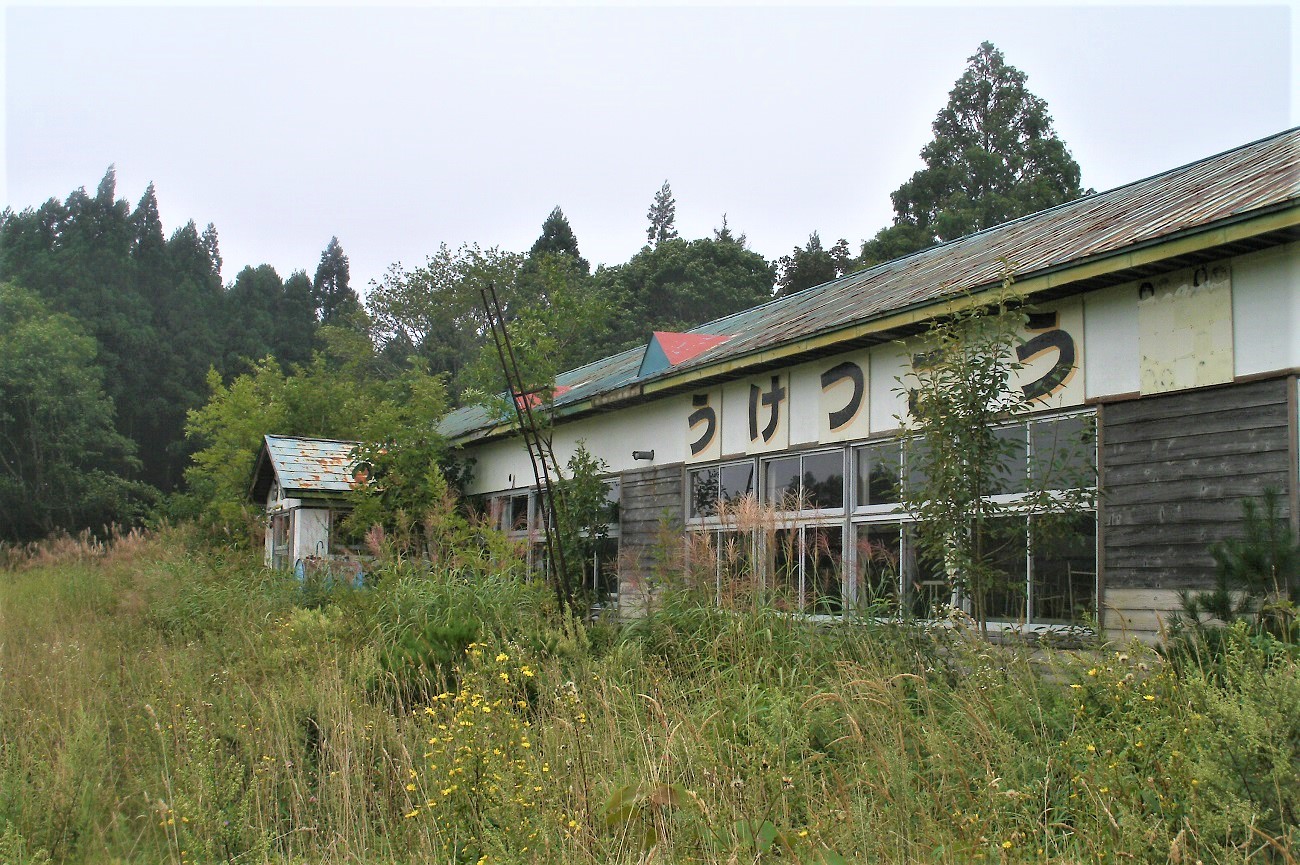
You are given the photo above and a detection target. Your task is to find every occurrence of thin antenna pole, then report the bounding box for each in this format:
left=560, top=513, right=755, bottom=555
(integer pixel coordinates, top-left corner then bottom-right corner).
left=478, top=282, right=571, bottom=611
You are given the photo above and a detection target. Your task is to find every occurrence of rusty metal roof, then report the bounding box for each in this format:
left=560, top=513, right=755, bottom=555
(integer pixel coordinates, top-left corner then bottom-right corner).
left=443, top=127, right=1300, bottom=441
left=248, top=435, right=360, bottom=503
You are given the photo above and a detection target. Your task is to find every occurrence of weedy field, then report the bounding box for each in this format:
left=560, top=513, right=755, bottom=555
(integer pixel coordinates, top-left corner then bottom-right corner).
left=1, top=529, right=1296, bottom=864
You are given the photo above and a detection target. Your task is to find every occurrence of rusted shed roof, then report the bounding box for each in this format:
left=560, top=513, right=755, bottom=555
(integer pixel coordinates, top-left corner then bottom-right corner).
left=442, top=127, right=1300, bottom=442
left=248, top=435, right=360, bottom=503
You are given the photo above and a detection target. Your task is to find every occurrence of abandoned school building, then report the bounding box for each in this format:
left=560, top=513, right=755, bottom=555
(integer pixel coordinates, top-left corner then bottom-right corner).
left=440, top=127, right=1300, bottom=642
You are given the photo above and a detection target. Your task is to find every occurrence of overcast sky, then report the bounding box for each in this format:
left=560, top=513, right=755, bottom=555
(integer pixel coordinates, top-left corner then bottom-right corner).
left=3, top=2, right=1295, bottom=296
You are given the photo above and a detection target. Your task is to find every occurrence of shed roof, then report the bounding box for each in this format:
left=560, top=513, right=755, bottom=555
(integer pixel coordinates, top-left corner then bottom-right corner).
left=248, top=435, right=360, bottom=504
left=442, top=127, right=1300, bottom=442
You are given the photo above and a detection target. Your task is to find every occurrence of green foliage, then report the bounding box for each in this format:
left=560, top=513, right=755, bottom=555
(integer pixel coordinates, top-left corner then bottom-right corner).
left=0, top=824, right=52, bottom=865
left=899, top=276, right=1093, bottom=633
left=222, top=264, right=320, bottom=373
left=862, top=42, right=1086, bottom=265
left=378, top=619, right=480, bottom=704
left=0, top=283, right=153, bottom=541
left=183, top=330, right=451, bottom=536
left=459, top=252, right=614, bottom=401
left=775, top=231, right=854, bottom=296
left=367, top=243, right=524, bottom=389
left=551, top=443, right=614, bottom=609
left=4, top=533, right=1300, bottom=863
left=0, top=168, right=329, bottom=499
left=1173, top=490, right=1300, bottom=647
left=597, top=235, right=774, bottom=350
left=312, top=235, right=362, bottom=326
left=340, top=358, right=460, bottom=556
left=645, top=179, right=678, bottom=246
left=528, top=205, right=589, bottom=274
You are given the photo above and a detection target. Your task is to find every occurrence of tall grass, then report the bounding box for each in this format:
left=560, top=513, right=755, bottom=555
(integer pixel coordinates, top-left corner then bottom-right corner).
left=1, top=528, right=1296, bottom=862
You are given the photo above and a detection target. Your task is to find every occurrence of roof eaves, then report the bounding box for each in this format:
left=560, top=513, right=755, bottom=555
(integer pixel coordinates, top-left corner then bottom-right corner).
left=446, top=131, right=1299, bottom=446
left=638, top=201, right=1300, bottom=398
left=448, top=199, right=1300, bottom=448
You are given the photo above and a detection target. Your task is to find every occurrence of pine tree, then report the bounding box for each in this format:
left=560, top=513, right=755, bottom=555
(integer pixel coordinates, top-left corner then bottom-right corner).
left=312, top=236, right=361, bottom=325
left=861, top=42, right=1086, bottom=265
left=645, top=180, right=679, bottom=247
left=200, top=222, right=222, bottom=282
left=528, top=206, right=589, bottom=274
left=129, top=183, right=166, bottom=264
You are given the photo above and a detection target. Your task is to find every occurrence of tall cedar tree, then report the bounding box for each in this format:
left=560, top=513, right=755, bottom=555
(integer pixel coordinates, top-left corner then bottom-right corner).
left=528, top=207, right=589, bottom=275
left=646, top=180, right=679, bottom=246
left=861, top=42, right=1086, bottom=265
left=312, top=236, right=362, bottom=325
left=776, top=232, right=854, bottom=296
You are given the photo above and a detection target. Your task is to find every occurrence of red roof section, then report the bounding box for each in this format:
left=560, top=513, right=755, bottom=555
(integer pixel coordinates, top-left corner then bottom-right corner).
left=514, top=384, right=572, bottom=410
left=653, top=331, right=733, bottom=366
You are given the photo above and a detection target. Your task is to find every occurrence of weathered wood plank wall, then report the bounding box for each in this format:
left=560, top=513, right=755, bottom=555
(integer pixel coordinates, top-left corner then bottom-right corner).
left=616, top=463, right=684, bottom=608
left=1102, top=377, right=1294, bottom=592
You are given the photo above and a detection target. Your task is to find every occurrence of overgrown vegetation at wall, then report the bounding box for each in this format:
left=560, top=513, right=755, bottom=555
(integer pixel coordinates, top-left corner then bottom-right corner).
left=2, top=528, right=1296, bottom=864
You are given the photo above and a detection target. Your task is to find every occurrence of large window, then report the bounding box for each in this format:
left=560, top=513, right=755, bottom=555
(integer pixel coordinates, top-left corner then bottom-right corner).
left=851, top=412, right=1097, bottom=625
left=688, top=460, right=759, bottom=605
left=761, top=450, right=847, bottom=614
left=768, top=524, right=845, bottom=615
left=764, top=450, right=845, bottom=512
left=685, top=411, right=1097, bottom=627
left=689, top=460, right=756, bottom=518
left=482, top=477, right=624, bottom=604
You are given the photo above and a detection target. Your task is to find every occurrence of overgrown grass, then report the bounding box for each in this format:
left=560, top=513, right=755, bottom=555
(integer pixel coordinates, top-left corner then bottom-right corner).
left=1, top=530, right=1296, bottom=863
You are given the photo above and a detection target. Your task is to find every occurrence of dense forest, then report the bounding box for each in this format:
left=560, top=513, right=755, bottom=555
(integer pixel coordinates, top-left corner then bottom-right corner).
left=0, top=41, right=1087, bottom=543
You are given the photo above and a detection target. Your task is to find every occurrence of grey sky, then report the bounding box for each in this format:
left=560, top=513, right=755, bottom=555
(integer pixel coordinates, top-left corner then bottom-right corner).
left=3, top=3, right=1295, bottom=296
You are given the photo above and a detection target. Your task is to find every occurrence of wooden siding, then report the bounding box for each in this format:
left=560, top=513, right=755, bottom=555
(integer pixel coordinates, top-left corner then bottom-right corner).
left=616, top=463, right=685, bottom=598
left=1102, top=378, right=1293, bottom=591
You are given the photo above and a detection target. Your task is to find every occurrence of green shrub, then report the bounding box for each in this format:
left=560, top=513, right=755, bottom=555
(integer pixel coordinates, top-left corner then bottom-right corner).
left=377, top=618, right=480, bottom=705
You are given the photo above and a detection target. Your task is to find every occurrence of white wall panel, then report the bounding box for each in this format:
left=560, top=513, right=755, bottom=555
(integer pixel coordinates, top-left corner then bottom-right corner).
left=720, top=380, right=750, bottom=458
left=788, top=360, right=822, bottom=446
left=294, top=508, right=330, bottom=561
left=1084, top=282, right=1140, bottom=398
left=464, top=396, right=689, bottom=495
left=869, top=342, right=910, bottom=434
left=1233, top=242, right=1300, bottom=377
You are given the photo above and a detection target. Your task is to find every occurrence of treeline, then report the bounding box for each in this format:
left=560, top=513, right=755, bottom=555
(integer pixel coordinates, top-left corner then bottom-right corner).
left=0, top=40, right=1087, bottom=543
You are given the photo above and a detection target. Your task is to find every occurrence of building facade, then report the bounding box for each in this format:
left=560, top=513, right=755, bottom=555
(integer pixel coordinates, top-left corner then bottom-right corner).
left=443, top=129, right=1300, bottom=641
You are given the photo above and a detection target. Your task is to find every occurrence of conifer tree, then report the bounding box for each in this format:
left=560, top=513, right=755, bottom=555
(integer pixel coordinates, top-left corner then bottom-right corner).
left=528, top=206, right=589, bottom=274
left=312, top=236, right=361, bottom=325
left=861, top=42, right=1086, bottom=265
left=200, top=222, right=222, bottom=282
left=129, top=183, right=166, bottom=264
left=645, top=180, right=679, bottom=247
left=276, top=270, right=319, bottom=368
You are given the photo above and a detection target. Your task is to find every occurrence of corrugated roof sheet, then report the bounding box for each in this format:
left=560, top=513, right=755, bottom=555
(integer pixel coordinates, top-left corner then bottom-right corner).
left=442, top=127, right=1300, bottom=440
left=261, top=435, right=359, bottom=496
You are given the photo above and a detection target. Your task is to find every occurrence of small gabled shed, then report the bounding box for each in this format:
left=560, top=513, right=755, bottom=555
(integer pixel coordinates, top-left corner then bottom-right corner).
left=248, top=435, right=360, bottom=570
